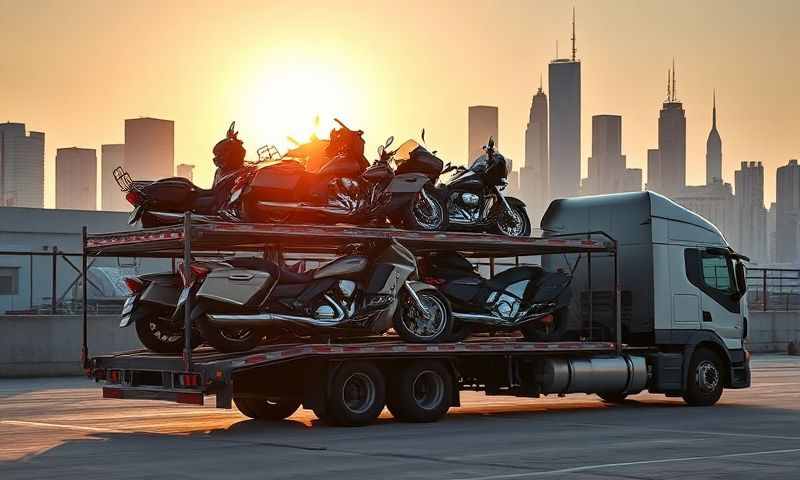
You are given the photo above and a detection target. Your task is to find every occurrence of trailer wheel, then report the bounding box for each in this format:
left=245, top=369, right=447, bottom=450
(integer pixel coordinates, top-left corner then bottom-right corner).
left=387, top=361, right=452, bottom=423
left=325, top=362, right=386, bottom=426
left=234, top=397, right=301, bottom=421
left=598, top=392, right=628, bottom=404
left=683, top=348, right=725, bottom=406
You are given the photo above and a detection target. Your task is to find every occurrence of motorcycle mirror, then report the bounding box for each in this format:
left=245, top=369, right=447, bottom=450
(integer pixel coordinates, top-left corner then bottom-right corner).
left=377, top=145, right=385, bottom=156
left=488, top=136, right=495, bottom=149
left=227, top=121, right=237, bottom=140
left=333, top=118, right=350, bottom=131
left=421, top=128, right=426, bottom=144
left=385, top=136, right=394, bottom=148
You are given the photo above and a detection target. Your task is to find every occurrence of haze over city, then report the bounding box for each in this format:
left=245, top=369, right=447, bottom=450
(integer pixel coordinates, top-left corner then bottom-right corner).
left=2, top=0, right=799, bottom=206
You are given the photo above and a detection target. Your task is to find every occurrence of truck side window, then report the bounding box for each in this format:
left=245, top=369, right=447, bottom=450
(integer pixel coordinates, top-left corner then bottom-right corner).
left=684, top=249, right=740, bottom=313
left=701, top=255, right=734, bottom=292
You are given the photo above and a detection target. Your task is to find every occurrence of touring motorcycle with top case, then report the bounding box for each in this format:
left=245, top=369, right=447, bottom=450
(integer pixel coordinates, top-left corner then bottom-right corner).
left=394, top=134, right=531, bottom=236
left=419, top=252, right=572, bottom=341
left=188, top=239, right=454, bottom=352
left=113, top=122, right=275, bottom=228
left=236, top=122, right=447, bottom=230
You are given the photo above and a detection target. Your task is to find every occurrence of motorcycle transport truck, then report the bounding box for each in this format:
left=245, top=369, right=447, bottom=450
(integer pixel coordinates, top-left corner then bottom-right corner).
left=83, top=191, right=750, bottom=426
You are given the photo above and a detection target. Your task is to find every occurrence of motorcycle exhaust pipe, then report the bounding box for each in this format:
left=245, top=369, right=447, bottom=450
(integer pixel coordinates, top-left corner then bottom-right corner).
left=206, top=300, right=345, bottom=328
left=256, top=201, right=353, bottom=217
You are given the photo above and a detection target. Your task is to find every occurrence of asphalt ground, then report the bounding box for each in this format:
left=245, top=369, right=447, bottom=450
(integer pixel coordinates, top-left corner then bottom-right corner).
left=1, top=354, right=798, bottom=480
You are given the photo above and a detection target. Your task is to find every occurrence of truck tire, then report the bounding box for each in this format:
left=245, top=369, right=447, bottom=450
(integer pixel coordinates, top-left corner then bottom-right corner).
left=387, top=361, right=452, bottom=423
left=325, top=362, right=386, bottom=426
left=234, top=397, right=301, bottom=421
left=682, top=348, right=725, bottom=406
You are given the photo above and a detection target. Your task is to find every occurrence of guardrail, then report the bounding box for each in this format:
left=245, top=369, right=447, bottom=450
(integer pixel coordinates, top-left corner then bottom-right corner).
left=747, top=268, right=800, bottom=311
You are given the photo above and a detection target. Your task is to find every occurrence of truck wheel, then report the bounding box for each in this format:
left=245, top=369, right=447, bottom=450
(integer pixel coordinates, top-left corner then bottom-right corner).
left=197, top=316, right=263, bottom=353
left=134, top=305, right=202, bottom=354
left=325, top=362, right=386, bottom=426
left=598, top=392, right=628, bottom=404
left=234, top=397, right=301, bottom=421
left=387, top=361, right=452, bottom=423
left=394, top=290, right=453, bottom=343
left=682, top=348, right=725, bottom=406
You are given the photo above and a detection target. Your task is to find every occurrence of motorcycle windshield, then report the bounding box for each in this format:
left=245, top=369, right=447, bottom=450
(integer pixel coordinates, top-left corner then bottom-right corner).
left=392, top=139, right=421, bottom=168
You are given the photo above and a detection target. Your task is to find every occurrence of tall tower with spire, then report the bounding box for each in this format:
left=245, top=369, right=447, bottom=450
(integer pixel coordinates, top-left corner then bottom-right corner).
left=653, top=60, right=687, bottom=197
left=706, top=91, right=722, bottom=184
left=548, top=8, right=581, bottom=199
left=521, top=76, right=549, bottom=221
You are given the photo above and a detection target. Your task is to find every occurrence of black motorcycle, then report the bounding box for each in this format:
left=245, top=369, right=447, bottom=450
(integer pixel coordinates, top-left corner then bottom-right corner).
left=394, top=135, right=531, bottom=236
left=113, top=122, right=269, bottom=228
left=188, top=240, right=454, bottom=352
left=237, top=121, right=447, bottom=230
left=419, top=252, right=572, bottom=341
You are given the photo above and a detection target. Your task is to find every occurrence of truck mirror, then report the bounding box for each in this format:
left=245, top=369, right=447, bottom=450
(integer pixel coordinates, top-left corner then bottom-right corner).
left=735, top=261, right=747, bottom=297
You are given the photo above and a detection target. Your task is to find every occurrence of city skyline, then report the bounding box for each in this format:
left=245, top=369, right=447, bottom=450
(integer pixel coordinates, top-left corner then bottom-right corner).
left=2, top=1, right=798, bottom=207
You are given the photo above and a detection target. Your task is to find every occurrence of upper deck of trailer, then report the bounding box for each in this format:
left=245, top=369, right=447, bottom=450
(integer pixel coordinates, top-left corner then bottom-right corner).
left=84, top=221, right=615, bottom=258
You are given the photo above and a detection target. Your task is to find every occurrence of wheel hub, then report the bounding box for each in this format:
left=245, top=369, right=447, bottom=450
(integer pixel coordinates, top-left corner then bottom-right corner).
left=342, top=372, right=376, bottom=415
left=695, top=360, right=720, bottom=393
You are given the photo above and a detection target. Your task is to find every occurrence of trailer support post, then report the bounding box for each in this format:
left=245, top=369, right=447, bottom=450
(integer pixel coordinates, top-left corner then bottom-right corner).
left=614, top=243, right=622, bottom=355
left=51, top=246, right=58, bottom=314
left=81, top=226, right=89, bottom=371
left=183, top=212, right=193, bottom=371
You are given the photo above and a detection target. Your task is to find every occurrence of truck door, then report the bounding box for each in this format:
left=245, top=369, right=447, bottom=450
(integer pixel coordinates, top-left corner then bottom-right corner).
left=684, top=249, right=742, bottom=349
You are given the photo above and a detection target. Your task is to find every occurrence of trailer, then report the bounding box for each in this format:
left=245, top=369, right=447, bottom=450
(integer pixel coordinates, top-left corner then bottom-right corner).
left=82, top=209, right=748, bottom=426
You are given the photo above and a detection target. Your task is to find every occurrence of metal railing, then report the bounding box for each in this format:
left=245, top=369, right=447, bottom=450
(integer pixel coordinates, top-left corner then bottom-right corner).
left=746, top=267, right=800, bottom=311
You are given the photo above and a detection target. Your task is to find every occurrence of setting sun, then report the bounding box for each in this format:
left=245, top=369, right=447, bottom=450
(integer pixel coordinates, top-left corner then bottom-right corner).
left=238, top=59, right=363, bottom=156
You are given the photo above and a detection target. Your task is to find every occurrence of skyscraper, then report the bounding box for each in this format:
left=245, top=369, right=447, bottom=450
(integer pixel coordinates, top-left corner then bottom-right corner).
left=468, top=106, right=498, bottom=164
left=585, top=115, right=624, bottom=195
left=56, top=147, right=97, bottom=210
left=548, top=10, right=581, bottom=199
left=124, top=117, right=174, bottom=180
left=776, top=159, right=800, bottom=264
left=0, top=122, right=45, bottom=208
left=101, top=144, right=127, bottom=211
left=706, top=91, right=722, bottom=184
left=646, top=148, right=660, bottom=192
left=520, top=80, right=549, bottom=220
left=734, top=162, right=767, bottom=263
left=653, top=62, right=686, bottom=198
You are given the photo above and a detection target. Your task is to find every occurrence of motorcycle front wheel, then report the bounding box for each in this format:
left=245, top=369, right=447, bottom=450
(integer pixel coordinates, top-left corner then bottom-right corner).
left=394, top=290, right=453, bottom=343
left=404, top=186, right=447, bottom=231
left=494, top=203, right=531, bottom=237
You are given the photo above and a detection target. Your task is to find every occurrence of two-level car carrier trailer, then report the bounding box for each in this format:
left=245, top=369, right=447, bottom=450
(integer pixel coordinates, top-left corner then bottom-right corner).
left=82, top=209, right=749, bottom=426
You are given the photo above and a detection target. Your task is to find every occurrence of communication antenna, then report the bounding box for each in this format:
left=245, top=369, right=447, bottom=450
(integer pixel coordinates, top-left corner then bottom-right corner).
left=571, top=7, right=576, bottom=61
left=539, top=73, right=543, bottom=92
left=672, top=58, right=677, bottom=101
left=667, top=69, right=671, bottom=101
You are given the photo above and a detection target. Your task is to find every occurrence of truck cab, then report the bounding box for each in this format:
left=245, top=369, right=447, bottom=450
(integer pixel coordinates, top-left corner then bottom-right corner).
left=542, top=191, right=750, bottom=404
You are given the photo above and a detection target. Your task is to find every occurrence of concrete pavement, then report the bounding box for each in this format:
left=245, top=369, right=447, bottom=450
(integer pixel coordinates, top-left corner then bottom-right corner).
left=1, top=354, right=799, bottom=479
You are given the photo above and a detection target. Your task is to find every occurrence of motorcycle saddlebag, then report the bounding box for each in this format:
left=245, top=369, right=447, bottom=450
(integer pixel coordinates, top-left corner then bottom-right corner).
left=140, top=179, right=196, bottom=210
left=246, top=161, right=305, bottom=202
left=197, top=268, right=276, bottom=306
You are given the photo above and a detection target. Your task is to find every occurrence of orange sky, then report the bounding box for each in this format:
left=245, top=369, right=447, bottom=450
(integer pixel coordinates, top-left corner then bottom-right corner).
left=2, top=0, right=798, bottom=207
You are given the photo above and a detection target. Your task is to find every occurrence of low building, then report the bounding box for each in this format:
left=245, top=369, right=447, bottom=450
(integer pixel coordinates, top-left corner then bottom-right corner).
left=0, top=208, right=163, bottom=314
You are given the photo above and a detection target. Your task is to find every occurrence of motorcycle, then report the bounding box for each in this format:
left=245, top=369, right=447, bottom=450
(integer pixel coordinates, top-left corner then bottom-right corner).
left=120, top=257, right=272, bottom=353
left=394, top=134, right=531, bottom=236
left=189, top=239, right=454, bottom=352
left=237, top=120, right=447, bottom=230
left=114, top=122, right=281, bottom=228
left=419, top=252, right=572, bottom=341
